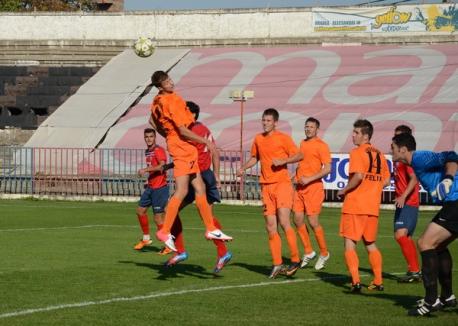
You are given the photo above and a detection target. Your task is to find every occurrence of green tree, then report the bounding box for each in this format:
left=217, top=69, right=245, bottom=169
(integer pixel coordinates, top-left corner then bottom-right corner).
left=0, top=0, right=22, bottom=11
left=0, top=0, right=97, bottom=11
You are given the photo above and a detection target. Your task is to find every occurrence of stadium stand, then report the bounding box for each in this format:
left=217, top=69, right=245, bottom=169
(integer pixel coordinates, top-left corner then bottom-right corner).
left=0, top=66, right=99, bottom=129
left=25, top=49, right=190, bottom=148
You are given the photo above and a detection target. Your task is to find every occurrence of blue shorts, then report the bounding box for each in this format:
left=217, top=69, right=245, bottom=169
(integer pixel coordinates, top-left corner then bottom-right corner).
left=138, top=185, right=169, bottom=214
left=394, top=204, right=419, bottom=236
left=183, top=168, right=221, bottom=206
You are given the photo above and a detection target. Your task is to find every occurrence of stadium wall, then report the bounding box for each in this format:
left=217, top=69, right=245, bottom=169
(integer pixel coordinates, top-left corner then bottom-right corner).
left=0, top=5, right=457, bottom=46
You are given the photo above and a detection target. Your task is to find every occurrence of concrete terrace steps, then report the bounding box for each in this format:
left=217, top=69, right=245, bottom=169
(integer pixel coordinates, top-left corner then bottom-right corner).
left=0, top=41, right=128, bottom=66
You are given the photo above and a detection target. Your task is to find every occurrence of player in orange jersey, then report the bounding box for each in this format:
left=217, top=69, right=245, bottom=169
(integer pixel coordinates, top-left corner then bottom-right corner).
left=237, top=108, right=303, bottom=278
left=337, top=119, right=390, bottom=293
left=164, top=101, right=232, bottom=273
left=293, top=117, right=332, bottom=270
left=134, top=128, right=170, bottom=251
left=149, top=71, right=232, bottom=251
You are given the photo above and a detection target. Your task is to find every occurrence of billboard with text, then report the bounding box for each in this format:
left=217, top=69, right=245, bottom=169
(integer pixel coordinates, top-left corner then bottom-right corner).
left=312, top=4, right=458, bottom=33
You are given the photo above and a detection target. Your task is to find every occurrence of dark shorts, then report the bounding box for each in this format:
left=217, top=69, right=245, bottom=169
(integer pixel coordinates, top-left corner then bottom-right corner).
left=183, top=168, right=221, bottom=206
left=138, top=185, right=169, bottom=214
left=432, top=200, right=458, bottom=235
left=394, top=204, right=419, bottom=236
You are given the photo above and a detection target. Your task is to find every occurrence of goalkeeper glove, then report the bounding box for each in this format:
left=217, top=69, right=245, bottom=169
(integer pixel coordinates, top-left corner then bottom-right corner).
left=431, top=175, right=454, bottom=201
left=161, top=162, right=174, bottom=173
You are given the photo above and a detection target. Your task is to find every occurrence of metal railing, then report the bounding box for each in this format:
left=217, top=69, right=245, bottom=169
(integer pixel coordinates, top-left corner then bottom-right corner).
left=0, top=146, right=255, bottom=198
left=0, top=145, right=434, bottom=204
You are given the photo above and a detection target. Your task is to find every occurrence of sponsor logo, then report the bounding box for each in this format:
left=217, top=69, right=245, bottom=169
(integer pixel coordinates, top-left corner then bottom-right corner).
left=209, top=231, right=222, bottom=238
left=373, top=7, right=411, bottom=29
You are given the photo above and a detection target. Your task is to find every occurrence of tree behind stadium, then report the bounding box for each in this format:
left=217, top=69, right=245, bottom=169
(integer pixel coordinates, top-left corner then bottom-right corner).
left=0, top=0, right=100, bottom=11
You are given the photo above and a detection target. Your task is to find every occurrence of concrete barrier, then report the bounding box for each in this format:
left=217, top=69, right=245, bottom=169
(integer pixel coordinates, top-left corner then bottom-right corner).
left=0, top=7, right=456, bottom=45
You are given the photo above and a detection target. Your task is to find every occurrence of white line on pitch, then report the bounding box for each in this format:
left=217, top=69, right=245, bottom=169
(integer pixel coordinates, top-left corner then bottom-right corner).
left=0, top=224, right=400, bottom=238
left=0, top=273, right=377, bottom=319
left=0, top=225, right=137, bottom=232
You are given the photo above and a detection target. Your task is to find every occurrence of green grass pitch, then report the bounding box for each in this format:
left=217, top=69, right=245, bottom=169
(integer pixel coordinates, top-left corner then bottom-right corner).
left=0, top=199, right=457, bottom=325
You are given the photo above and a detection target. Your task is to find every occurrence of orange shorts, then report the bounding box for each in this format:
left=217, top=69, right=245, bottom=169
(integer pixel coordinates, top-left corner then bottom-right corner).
left=167, top=139, right=199, bottom=178
left=339, top=213, right=379, bottom=242
left=293, top=182, right=324, bottom=216
left=261, top=182, right=293, bottom=216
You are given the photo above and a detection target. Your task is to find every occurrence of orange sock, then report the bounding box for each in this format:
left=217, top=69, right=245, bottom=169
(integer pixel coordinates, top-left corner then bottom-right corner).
left=285, top=228, right=300, bottom=263
left=344, top=250, right=360, bottom=284
left=137, top=214, right=149, bottom=235
left=171, top=215, right=186, bottom=254
left=268, top=232, right=282, bottom=265
left=195, top=194, right=216, bottom=231
left=297, top=224, right=313, bottom=254
left=213, top=216, right=227, bottom=257
left=368, top=249, right=383, bottom=285
left=313, top=226, right=328, bottom=257
left=161, top=196, right=182, bottom=234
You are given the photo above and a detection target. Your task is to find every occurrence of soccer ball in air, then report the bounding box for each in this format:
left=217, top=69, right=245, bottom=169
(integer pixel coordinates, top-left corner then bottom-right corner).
left=133, top=37, right=155, bottom=58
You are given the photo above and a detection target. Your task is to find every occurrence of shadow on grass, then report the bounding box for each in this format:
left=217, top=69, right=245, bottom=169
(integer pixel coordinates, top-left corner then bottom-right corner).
left=232, top=256, right=302, bottom=278
left=132, top=246, right=162, bottom=253
left=313, top=270, right=422, bottom=310
left=231, top=262, right=271, bottom=277
left=359, top=267, right=400, bottom=282
left=119, top=260, right=215, bottom=280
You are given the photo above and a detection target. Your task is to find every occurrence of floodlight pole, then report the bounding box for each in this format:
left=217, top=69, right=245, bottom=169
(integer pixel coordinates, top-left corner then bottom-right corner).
left=239, top=97, right=245, bottom=201
left=230, top=90, right=254, bottom=202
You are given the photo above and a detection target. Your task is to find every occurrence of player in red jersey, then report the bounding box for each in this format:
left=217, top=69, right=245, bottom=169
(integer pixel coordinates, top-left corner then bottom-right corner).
left=392, top=125, right=421, bottom=283
left=134, top=128, right=170, bottom=250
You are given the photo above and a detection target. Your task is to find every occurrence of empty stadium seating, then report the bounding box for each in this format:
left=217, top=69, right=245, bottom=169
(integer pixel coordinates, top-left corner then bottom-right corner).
left=0, top=66, right=100, bottom=129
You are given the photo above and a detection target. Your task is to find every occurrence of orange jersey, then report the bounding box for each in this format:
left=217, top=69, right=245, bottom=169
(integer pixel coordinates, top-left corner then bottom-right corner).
left=150, top=91, right=199, bottom=177
left=150, top=91, right=195, bottom=140
left=251, top=130, right=298, bottom=184
left=295, top=137, right=331, bottom=184
left=342, top=143, right=390, bottom=216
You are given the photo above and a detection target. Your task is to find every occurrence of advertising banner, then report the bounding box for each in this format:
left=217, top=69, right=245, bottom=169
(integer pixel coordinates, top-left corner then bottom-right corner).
left=323, top=153, right=425, bottom=192
left=312, top=4, right=458, bottom=33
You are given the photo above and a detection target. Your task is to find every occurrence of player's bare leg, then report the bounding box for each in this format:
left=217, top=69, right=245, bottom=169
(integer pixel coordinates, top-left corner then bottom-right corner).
left=156, top=175, right=190, bottom=251
left=190, top=174, right=232, bottom=241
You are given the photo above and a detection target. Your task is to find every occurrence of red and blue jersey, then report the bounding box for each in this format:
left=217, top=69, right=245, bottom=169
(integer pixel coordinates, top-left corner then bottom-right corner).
left=145, top=145, right=167, bottom=189
left=394, top=161, right=420, bottom=207
left=190, top=122, right=214, bottom=172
